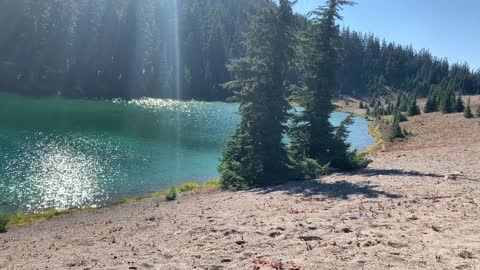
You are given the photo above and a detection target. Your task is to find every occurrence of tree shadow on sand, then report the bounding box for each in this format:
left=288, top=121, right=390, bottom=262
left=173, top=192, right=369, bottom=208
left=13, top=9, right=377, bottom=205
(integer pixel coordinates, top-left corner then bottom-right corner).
left=257, top=179, right=402, bottom=200
left=340, top=168, right=443, bottom=178
left=256, top=168, right=447, bottom=200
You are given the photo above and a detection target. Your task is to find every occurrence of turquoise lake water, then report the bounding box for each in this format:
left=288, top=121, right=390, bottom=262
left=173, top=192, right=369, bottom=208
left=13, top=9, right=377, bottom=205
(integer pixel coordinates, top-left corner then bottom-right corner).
left=0, top=93, right=373, bottom=213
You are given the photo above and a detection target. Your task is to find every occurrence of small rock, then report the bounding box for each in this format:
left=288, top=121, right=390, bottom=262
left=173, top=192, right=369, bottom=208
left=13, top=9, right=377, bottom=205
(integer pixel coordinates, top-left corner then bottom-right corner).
left=340, top=228, right=353, bottom=233
left=299, top=236, right=322, bottom=241
left=235, top=240, right=247, bottom=245
left=344, top=212, right=363, bottom=220
left=269, top=231, right=281, bottom=238
left=458, top=250, right=475, bottom=259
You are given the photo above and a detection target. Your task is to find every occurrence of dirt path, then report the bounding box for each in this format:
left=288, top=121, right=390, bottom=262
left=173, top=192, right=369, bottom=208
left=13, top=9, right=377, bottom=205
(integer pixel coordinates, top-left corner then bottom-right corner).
left=1, top=110, right=480, bottom=270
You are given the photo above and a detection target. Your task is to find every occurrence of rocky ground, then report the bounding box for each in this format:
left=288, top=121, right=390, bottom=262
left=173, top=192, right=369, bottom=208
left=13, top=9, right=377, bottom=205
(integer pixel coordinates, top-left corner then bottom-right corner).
left=2, top=98, right=480, bottom=270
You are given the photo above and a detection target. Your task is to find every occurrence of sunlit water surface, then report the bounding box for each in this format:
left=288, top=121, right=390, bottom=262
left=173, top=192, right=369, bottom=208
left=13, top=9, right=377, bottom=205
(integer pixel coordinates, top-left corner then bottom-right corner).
left=0, top=94, right=373, bottom=213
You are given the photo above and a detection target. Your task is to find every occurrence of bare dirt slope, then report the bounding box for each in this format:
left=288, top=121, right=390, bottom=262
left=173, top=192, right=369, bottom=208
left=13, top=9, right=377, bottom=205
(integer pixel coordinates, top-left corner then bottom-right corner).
left=2, top=110, right=480, bottom=270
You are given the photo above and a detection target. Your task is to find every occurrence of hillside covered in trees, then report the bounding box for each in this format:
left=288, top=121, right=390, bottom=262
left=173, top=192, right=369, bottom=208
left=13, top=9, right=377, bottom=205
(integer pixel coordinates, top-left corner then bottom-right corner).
left=0, top=0, right=479, bottom=100
left=339, top=29, right=480, bottom=98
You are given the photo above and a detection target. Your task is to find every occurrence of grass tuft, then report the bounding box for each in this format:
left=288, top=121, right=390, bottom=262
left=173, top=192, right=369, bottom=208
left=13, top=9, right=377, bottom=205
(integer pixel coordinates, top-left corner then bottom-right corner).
left=0, top=212, right=10, bottom=232
left=203, top=178, right=221, bottom=191
left=5, top=178, right=222, bottom=229
left=8, top=209, right=69, bottom=229
left=177, top=181, right=202, bottom=193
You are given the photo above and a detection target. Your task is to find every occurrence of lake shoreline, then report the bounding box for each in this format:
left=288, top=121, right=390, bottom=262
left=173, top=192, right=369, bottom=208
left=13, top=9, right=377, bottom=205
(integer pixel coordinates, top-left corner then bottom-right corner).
left=0, top=93, right=373, bottom=213
left=2, top=97, right=374, bottom=222
left=2, top=96, right=480, bottom=269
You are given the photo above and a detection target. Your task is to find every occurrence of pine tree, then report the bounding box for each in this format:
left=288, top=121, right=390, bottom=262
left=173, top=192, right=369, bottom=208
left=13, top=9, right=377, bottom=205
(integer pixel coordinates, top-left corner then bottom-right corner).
left=219, top=0, right=296, bottom=190
left=424, top=94, right=438, bottom=113
left=389, top=111, right=405, bottom=141
left=464, top=98, right=473, bottom=118
left=407, top=97, right=420, bottom=116
left=439, top=88, right=455, bottom=114
left=289, top=0, right=360, bottom=170
left=359, top=101, right=364, bottom=109
left=476, top=106, right=480, bottom=118
left=455, top=94, right=465, bottom=113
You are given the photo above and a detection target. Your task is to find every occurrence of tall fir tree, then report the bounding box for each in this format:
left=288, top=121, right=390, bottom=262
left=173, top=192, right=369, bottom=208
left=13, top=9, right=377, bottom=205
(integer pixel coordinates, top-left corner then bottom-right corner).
left=219, top=0, right=296, bottom=190
left=289, top=0, right=362, bottom=170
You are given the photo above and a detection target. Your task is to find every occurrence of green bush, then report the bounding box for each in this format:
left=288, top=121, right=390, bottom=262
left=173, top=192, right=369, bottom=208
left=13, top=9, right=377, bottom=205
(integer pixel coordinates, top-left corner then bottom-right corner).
left=203, top=178, right=221, bottom=190
left=398, top=112, right=408, bottom=122
left=346, top=151, right=372, bottom=170
left=464, top=105, right=473, bottom=118
left=389, top=116, right=405, bottom=141
left=0, top=212, right=10, bottom=233
left=464, top=99, right=473, bottom=118
left=165, top=187, right=177, bottom=201
left=177, top=181, right=201, bottom=193
left=300, top=158, right=329, bottom=179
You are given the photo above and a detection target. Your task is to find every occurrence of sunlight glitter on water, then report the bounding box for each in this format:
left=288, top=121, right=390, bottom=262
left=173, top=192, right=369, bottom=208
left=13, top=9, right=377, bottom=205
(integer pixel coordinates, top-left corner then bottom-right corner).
left=0, top=94, right=373, bottom=213
left=2, top=133, right=119, bottom=212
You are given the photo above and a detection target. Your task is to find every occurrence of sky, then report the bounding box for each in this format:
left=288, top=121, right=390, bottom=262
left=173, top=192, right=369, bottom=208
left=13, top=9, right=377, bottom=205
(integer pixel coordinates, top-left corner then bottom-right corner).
left=293, top=0, right=480, bottom=70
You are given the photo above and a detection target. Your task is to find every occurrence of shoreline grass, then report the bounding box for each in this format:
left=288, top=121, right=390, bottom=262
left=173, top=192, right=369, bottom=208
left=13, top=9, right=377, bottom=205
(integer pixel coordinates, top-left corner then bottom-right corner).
left=5, top=178, right=222, bottom=230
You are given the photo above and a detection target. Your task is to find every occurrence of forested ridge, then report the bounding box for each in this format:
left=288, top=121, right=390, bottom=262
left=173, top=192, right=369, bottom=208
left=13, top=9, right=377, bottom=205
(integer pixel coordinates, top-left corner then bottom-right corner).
left=0, top=0, right=478, bottom=100
left=0, top=0, right=268, bottom=100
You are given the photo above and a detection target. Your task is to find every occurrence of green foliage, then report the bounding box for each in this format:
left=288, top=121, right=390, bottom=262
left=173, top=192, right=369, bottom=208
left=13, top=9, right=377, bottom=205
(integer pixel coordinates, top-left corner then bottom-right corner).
left=359, top=101, right=364, bottom=109
left=476, top=106, right=480, bottom=118
left=464, top=99, right=473, bottom=118
left=289, top=0, right=360, bottom=173
left=455, top=95, right=465, bottom=113
left=424, top=94, right=438, bottom=113
left=407, top=98, right=420, bottom=116
left=389, top=112, right=405, bottom=141
left=219, top=0, right=296, bottom=190
left=6, top=209, right=75, bottom=228
left=203, top=178, right=221, bottom=190
left=177, top=182, right=201, bottom=193
left=1, top=1, right=479, bottom=101
left=297, top=158, right=329, bottom=179
left=165, top=187, right=177, bottom=201
left=439, top=89, right=456, bottom=114
left=0, top=212, right=10, bottom=232
left=396, top=93, right=409, bottom=112
left=345, top=151, right=372, bottom=170
left=398, top=112, right=408, bottom=122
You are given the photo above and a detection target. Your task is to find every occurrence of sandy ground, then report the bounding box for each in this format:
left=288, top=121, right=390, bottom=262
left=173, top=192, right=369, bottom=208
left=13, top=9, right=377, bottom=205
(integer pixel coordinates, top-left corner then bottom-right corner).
left=334, top=97, right=368, bottom=116
left=2, top=101, right=480, bottom=270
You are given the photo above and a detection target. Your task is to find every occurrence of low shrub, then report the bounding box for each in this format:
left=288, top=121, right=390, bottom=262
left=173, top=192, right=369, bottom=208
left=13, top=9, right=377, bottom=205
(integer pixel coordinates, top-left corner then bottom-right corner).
left=165, top=187, right=177, bottom=201
left=177, top=181, right=201, bottom=193
left=398, top=113, right=408, bottom=122
left=0, top=212, right=10, bottom=232
left=300, top=158, right=329, bottom=179
left=203, top=178, right=221, bottom=190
